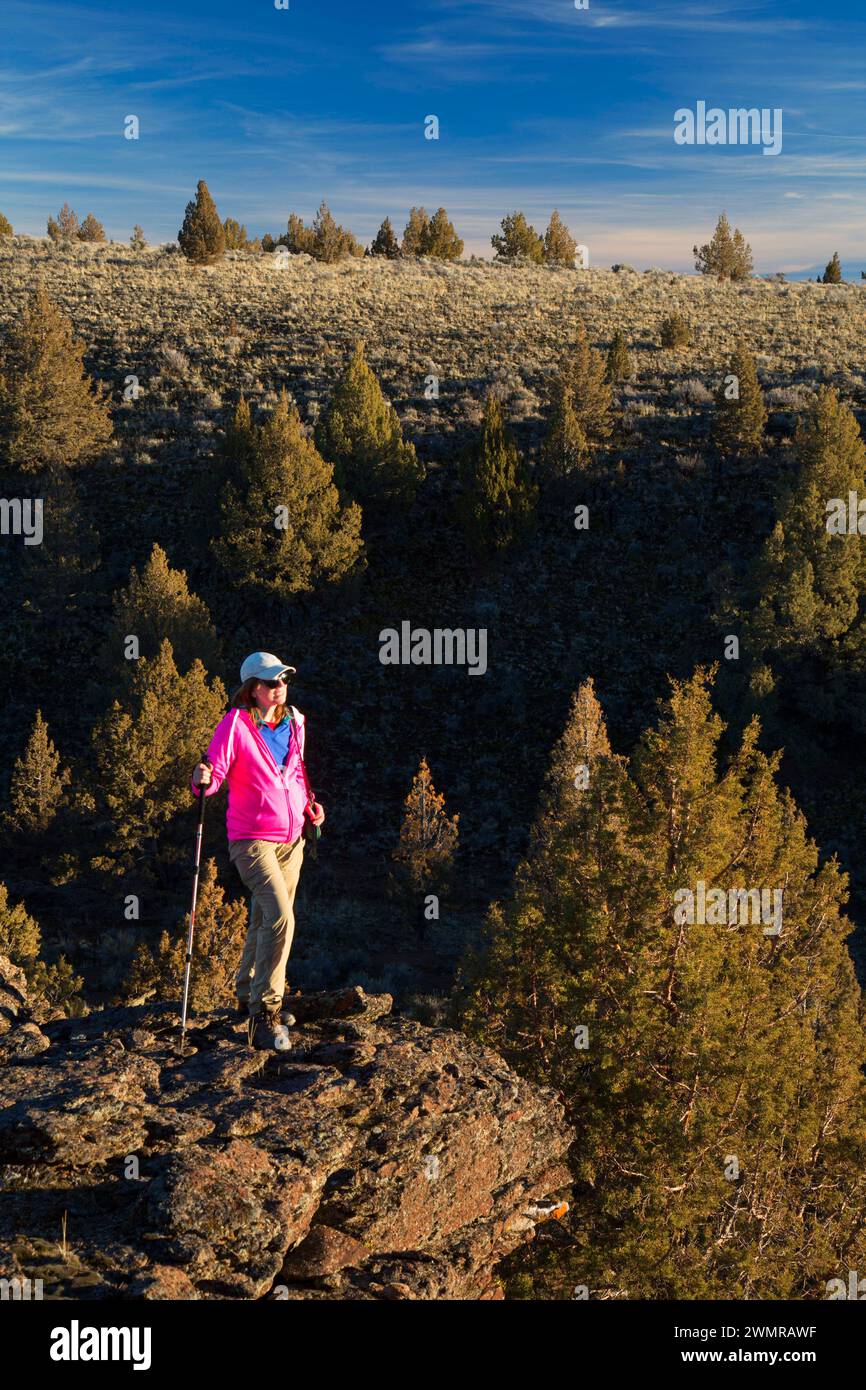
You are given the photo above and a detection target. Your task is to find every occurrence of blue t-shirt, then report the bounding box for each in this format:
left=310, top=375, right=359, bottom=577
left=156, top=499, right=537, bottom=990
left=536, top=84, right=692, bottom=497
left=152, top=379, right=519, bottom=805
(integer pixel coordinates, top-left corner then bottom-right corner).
left=255, top=714, right=293, bottom=767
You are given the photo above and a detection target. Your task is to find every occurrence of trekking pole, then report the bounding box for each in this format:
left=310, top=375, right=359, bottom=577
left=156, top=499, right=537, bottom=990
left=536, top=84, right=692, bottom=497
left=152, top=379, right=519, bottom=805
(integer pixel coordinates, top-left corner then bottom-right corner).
left=180, top=756, right=211, bottom=1042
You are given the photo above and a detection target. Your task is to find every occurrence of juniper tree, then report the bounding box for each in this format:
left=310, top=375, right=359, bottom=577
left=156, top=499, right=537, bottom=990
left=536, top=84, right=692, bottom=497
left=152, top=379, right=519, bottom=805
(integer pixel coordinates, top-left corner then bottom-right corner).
left=107, top=541, right=219, bottom=675
left=424, top=208, right=463, bottom=260
left=125, top=859, right=247, bottom=1010
left=299, top=202, right=362, bottom=263
left=542, top=210, right=577, bottom=267
left=390, top=757, right=459, bottom=931
left=515, top=678, right=635, bottom=916
left=130, top=225, right=147, bottom=251
left=0, top=284, right=113, bottom=474
left=370, top=217, right=401, bottom=258
left=18, top=469, right=101, bottom=615
left=605, top=329, right=632, bottom=383
left=457, top=678, right=635, bottom=1072
left=558, top=323, right=614, bottom=445
left=0, top=883, right=83, bottom=1013
left=713, top=343, right=766, bottom=459
left=402, top=207, right=430, bottom=256
left=311, top=201, right=345, bottom=262
left=282, top=214, right=314, bottom=254
left=215, top=390, right=363, bottom=593
left=539, top=373, right=589, bottom=479
left=223, top=391, right=256, bottom=474
left=0, top=882, right=41, bottom=967
left=3, top=710, right=70, bottom=833
left=223, top=218, right=247, bottom=250
left=89, top=640, right=226, bottom=877
left=315, top=340, right=424, bottom=506
left=731, top=227, right=753, bottom=278
left=822, top=252, right=842, bottom=284
left=694, top=212, right=752, bottom=280
left=77, top=213, right=106, bottom=243
left=750, top=388, right=866, bottom=658
left=491, top=212, right=544, bottom=263
left=456, top=394, right=537, bottom=553
left=457, top=668, right=866, bottom=1298
left=660, top=312, right=690, bottom=349
left=178, top=180, right=226, bottom=265
left=0, top=211, right=12, bottom=238
left=46, top=203, right=79, bottom=242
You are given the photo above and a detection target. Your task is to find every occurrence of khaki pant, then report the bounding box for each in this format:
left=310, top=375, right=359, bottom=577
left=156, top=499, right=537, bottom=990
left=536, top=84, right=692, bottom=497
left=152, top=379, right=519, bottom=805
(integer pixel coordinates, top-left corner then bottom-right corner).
left=229, top=835, right=305, bottom=1014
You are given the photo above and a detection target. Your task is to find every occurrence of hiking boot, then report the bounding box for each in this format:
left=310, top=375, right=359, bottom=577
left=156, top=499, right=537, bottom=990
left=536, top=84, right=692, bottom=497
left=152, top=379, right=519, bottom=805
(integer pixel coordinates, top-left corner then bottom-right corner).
left=250, top=1007, right=292, bottom=1052
left=236, top=998, right=296, bottom=1026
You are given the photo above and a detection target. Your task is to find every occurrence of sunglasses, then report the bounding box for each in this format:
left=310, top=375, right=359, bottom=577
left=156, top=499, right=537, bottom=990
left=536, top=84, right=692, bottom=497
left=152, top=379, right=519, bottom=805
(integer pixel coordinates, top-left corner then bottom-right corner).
left=260, top=674, right=291, bottom=688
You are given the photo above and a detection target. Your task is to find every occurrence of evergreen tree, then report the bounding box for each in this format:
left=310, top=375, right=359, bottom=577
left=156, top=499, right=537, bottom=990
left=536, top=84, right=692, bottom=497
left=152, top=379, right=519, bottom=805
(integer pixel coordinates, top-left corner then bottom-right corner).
left=390, top=757, right=460, bottom=913
left=77, top=213, right=106, bottom=243
left=457, top=668, right=866, bottom=1298
left=423, top=207, right=463, bottom=260
left=822, top=252, right=842, bottom=285
left=457, top=394, right=538, bottom=553
left=46, top=203, right=79, bottom=242
left=605, top=329, right=632, bottom=383
left=560, top=323, right=614, bottom=444
left=315, top=340, right=424, bottom=506
left=18, top=469, right=101, bottom=615
left=107, top=541, right=219, bottom=675
left=214, top=391, right=363, bottom=593
left=0, top=881, right=41, bottom=966
left=731, top=227, right=753, bottom=278
left=0, top=883, right=84, bottom=1014
left=223, top=391, right=256, bottom=473
left=282, top=213, right=315, bottom=255
left=370, top=217, right=401, bottom=258
left=516, top=678, right=634, bottom=910
left=491, top=212, right=544, bottom=263
left=0, top=211, right=12, bottom=238
left=713, top=343, right=766, bottom=459
left=124, top=859, right=247, bottom=1010
left=402, top=207, right=430, bottom=256
left=0, top=284, right=113, bottom=474
left=261, top=233, right=276, bottom=253
left=89, top=641, right=226, bottom=877
left=694, top=212, right=752, bottom=280
left=750, top=388, right=866, bottom=656
left=223, top=218, right=248, bottom=250
left=307, top=202, right=362, bottom=262
left=542, top=210, right=577, bottom=267
left=311, top=201, right=342, bottom=262
left=130, top=225, right=147, bottom=252
left=539, top=372, right=589, bottom=479
left=660, top=312, right=690, bottom=349
left=3, top=710, right=70, bottom=833
left=178, top=180, right=226, bottom=265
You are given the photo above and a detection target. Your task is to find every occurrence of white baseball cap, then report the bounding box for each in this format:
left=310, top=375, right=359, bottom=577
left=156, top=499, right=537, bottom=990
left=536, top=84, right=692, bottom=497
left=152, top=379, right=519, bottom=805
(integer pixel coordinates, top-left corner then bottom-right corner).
left=240, top=651, right=297, bottom=682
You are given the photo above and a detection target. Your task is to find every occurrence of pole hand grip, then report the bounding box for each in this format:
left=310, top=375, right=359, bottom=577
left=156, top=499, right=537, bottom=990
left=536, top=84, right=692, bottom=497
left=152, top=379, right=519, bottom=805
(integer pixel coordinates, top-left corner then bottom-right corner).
left=194, top=755, right=212, bottom=819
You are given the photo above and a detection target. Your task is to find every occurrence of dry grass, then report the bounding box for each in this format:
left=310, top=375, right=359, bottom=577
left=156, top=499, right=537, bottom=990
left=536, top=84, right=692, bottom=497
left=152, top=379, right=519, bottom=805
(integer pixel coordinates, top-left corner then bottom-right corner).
left=2, top=237, right=864, bottom=463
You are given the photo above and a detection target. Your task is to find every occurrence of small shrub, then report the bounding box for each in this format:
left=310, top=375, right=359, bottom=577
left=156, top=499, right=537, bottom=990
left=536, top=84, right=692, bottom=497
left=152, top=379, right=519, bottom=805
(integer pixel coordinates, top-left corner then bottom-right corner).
left=660, top=312, right=690, bottom=349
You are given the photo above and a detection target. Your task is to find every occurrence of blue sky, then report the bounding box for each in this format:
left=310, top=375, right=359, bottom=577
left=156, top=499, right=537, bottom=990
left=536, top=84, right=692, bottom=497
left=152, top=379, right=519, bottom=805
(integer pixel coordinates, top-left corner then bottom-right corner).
left=1, top=0, right=863, bottom=272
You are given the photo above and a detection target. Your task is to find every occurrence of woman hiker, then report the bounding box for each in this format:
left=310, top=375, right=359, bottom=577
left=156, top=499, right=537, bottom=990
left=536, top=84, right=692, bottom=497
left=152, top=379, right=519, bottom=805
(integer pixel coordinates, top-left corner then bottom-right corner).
left=191, top=651, right=325, bottom=1051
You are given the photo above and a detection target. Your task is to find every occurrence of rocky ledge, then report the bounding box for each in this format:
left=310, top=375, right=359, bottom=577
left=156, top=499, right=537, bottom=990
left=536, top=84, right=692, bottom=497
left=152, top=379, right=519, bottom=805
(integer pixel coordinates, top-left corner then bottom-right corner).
left=0, top=955, right=572, bottom=1300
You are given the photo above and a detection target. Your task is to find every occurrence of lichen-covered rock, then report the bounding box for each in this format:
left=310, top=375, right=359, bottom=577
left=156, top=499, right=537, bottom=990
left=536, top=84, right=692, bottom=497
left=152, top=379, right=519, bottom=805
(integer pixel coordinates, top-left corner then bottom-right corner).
left=0, top=956, right=572, bottom=1300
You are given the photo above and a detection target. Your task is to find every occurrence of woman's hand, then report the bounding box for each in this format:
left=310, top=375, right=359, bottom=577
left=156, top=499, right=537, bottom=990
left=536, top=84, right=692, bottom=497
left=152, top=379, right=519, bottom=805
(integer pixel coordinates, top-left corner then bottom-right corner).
left=193, top=761, right=212, bottom=787
left=309, top=801, right=325, bottom=827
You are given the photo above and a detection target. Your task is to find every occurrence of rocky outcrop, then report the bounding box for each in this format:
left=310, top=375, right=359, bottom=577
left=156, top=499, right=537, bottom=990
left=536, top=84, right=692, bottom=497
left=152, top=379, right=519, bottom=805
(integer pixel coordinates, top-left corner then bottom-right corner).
left=0, top=957, right=572, bottom=1300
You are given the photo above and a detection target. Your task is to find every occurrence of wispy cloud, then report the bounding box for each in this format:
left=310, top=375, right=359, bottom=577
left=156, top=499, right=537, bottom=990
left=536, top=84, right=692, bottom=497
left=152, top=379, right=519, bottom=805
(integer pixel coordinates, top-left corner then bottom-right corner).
left=0, top=0, right=862, bottom=269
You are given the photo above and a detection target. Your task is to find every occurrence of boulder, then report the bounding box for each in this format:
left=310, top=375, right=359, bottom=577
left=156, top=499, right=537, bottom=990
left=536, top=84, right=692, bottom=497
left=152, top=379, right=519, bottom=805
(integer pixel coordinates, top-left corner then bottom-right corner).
left=0, top=957, right=572, bottom=1300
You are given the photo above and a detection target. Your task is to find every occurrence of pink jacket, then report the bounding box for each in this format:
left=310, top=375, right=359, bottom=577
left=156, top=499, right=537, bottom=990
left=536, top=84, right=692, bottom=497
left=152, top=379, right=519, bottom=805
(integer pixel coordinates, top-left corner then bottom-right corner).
left=191, top=706, right=311, bottom=843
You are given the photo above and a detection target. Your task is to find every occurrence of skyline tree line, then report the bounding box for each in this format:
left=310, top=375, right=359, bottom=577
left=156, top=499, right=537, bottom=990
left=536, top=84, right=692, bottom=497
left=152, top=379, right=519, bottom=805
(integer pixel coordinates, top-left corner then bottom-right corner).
left=0, top=190, right=854, bottom=281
